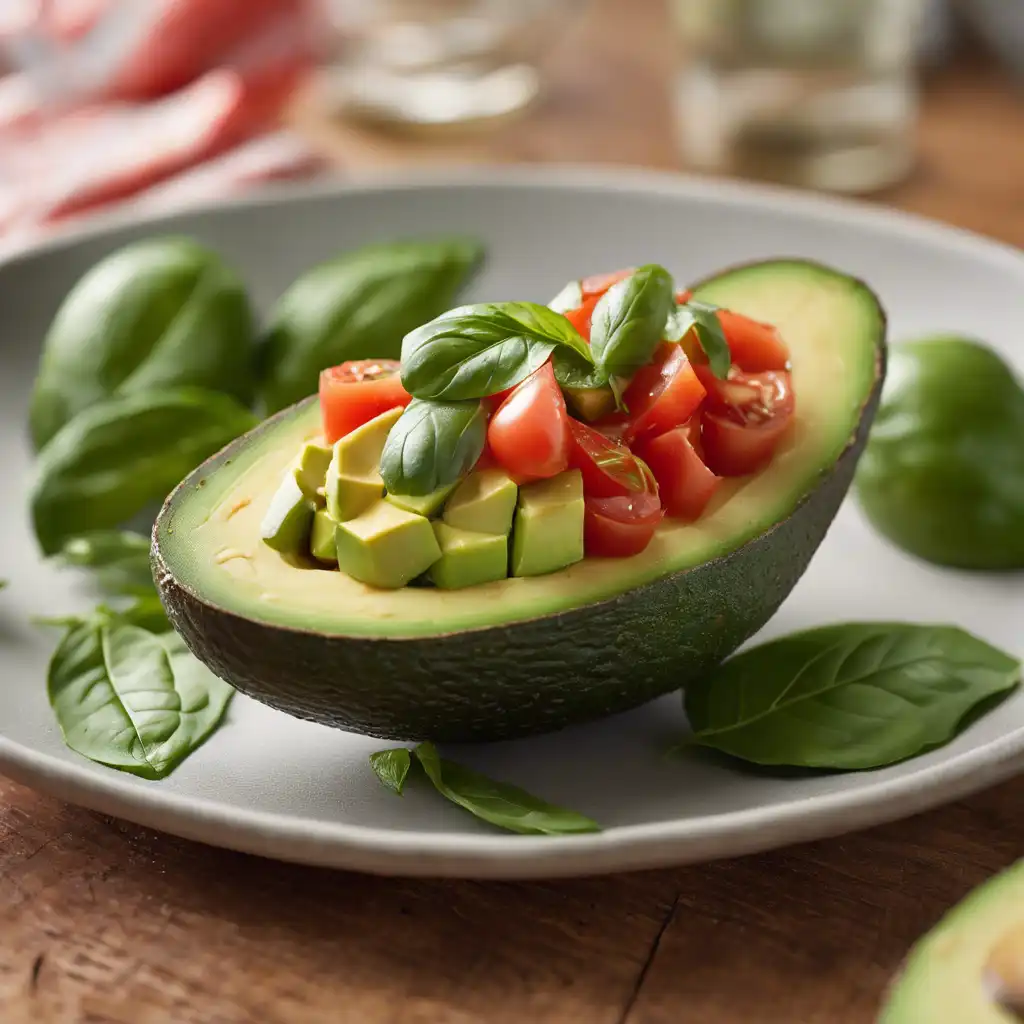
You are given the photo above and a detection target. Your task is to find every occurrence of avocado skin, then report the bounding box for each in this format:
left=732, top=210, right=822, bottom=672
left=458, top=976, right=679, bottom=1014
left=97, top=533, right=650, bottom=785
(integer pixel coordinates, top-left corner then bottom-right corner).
left=153, top=358, right=882, bottom=742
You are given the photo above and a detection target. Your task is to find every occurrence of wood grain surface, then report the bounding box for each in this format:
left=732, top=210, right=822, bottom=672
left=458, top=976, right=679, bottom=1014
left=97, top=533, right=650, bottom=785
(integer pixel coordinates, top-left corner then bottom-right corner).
left=3, top=1, right=1023, bottom=1021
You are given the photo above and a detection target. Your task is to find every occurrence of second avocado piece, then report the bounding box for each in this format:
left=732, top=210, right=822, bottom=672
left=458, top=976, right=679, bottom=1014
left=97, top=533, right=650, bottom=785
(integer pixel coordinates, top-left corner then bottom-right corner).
left=511, top=470, right=585, bottom=577
left=335, top=500, right=441, bottom=589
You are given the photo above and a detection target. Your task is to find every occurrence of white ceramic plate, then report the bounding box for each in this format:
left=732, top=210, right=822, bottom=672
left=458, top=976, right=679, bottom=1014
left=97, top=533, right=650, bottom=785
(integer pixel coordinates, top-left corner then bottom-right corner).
left=2, top=167, right=1022, bottom=879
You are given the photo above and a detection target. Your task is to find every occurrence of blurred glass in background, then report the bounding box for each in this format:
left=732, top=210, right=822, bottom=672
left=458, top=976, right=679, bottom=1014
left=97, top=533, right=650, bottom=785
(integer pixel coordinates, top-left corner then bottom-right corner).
left=319, top=0, right=584, bottom=130
left=671, top=0, right=928, bottom=193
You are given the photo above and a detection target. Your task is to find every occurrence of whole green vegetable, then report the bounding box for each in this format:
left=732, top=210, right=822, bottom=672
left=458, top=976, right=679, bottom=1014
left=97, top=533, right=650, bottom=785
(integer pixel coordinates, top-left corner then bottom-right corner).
left=856, top=336, right=1024, bottom=569
left=30, top=237, right=254, bottom=450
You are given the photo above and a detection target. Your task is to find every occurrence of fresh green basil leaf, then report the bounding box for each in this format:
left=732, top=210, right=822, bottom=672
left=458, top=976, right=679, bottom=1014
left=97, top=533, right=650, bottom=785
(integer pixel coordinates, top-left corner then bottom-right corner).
left=589, top=265, right=674, bottom=379
left=380, top=398, right=487, bottom=496
left=53, top=530, right=154, bottom=597
left=260, top=238, right=484, bottom=412
left=667, top=301, right=731, bottom=379
left=33, top=595, right=170, bottom=635
left=685, top=623, right=1020, bottom=770
left=370, top=748, right=412, bottom=795
left=48, top=620, right=233, bottom=779
left=30, top=237, right=254, bottom=451
left=548, top=280, right=583, bottom=313
left=552, top=347, right=608, bottom=391
left=401, top=302, right=593, bottom=401
left=411, top=742, right=600, bottom=835
left=30, top=388, right=256, bottom=556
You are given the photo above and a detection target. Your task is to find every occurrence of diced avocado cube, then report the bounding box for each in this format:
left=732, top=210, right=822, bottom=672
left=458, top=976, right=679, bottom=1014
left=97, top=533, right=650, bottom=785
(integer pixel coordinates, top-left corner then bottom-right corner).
left=511, top=470, right=585, bottom=577
left=386, top=480, right=457, bottom=518
left=310, top=508, right=338, bottom=564
left=428, top=523, right=508, bottom=590
left=565, top=385, right=616, bottom=422
left=293, top=441, right=332, bottom=504
left=443, top=468, right=518, bottom=536
left=261, top=471, right=315, bottom=555
left=335, top=501, right=441, bottom=590
left=325, top=407, right=403, bottom=522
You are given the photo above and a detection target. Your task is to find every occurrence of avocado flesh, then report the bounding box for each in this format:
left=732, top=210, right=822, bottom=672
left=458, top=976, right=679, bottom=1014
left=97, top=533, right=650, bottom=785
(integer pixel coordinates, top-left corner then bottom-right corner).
left=880, top=860, right=1024, bottom=1024
left=386, top=482, right=457, bottom=518
left=294, top=441, right=332, bottom=504
left=324, top=406, right=402, bottom=521
left=154, top=260, right=885, bottom=740
left=429, top=523, right=508, bottom=589
left=511, top=471, right=585, bottom=577
left=259, top=472, right=314, bottom=555
left=443, top=468, right=517, bottom=535
left=335, top=500, right=442, bottom=589
left=310, top=508, right=337, bottom=564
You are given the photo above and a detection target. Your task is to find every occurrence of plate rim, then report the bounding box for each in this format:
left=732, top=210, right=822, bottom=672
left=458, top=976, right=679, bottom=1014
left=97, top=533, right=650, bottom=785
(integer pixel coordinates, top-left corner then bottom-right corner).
left=3, top=164, right=1024, bottom=879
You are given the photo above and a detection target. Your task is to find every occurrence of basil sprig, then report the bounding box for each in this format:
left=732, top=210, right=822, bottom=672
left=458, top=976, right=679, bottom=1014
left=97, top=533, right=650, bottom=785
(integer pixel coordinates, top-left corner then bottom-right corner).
left=380, top=398, right=487, bottom=496
left=589, top=265, right=674, bottom=379
left=52, top=530, right=154, bottom=597
left=667, top=300, right=731, bottom=379
left=370, top=742, right=601, bottom=835
left=400, top=301, right=596, bottom=401
left=685, top=623, right=1020, bottom=770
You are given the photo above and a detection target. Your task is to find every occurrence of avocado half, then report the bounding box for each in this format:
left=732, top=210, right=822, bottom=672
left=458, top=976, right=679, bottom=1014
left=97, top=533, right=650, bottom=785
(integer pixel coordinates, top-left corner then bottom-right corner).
left=153, top=260, right=886, bottom=741
left=880, top=859, right=1024, bottom=1023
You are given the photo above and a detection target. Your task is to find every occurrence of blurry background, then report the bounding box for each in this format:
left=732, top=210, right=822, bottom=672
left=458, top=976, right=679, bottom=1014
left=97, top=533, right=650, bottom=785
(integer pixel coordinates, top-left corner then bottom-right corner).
left=0, top=0, right=1020, bottom=251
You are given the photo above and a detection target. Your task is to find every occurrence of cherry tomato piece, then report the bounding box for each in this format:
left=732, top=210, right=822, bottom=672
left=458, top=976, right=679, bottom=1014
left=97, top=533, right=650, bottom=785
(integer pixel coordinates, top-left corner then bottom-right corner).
left=487, top=361, right=571, bottom=483
left=584, top=490, right=663, bottom=558
left=717, top=310, right=790, bottom=372
left=563, top=294, right=601, bottom=341
left=319, top=359, right=411, bottom=443
left=633, top=424, right=720, bottom=521
left=568, top=420, right=650, bottom=498
left=621, top=342, right=706, bottom=442
left=581, top=268, right=635, bottom=298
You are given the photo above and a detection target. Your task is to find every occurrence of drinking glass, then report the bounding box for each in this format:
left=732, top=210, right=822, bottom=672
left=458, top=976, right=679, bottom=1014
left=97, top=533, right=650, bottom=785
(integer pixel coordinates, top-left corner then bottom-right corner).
left=671, top=0, right=929, bottom=193
left=320, top=0, right=584, bottom=131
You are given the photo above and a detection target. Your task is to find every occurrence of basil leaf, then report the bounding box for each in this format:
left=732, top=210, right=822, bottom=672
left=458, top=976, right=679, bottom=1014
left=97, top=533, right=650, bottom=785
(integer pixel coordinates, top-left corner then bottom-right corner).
left=30, top=388, right=256, bottom=555
left=548, top=280, right=583, bottom=313
left=589, top=265, right=674, bottom=379
left=685, top=623, right=1020, bottom=770
left=370, top=748, right=412, bottom=795
left=667, top=301, right=731, bottom=379
left=552, top=347, right=608, bottom=391
left=53, top=530, right=154, bottom=597
left=260, top=238, right=483, bottom=412
left=34, top=595, right=170, bottom=635
left=401, top=302, right=594, bottom=401
left=408, top=743, right=600, bottom=835
left=48, top=620, right=233, bottom=779
left=380, top=398, right=487, bottom=496
left=30, top=237, right=254, bottom=451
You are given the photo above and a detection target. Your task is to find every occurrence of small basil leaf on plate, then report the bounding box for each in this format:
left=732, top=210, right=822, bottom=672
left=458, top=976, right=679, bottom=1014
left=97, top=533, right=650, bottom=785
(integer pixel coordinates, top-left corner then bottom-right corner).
left=30, top=387, right=257, bottom=556
left=589, top=264, right=674, bottom=379
left=667, top=301, right=731, bottom=379
left=53, top=530, right=155, bottom=597
left=370, top=748, right=412, bottom=795
left=400, top=301, right=594, bottom=401
left=685, top=623, right=1020, bottom=770
left=47, top=620, right=233, bottom=779
left=547, top=279, right=583, bottom=313
left=411, top=742, right=601, bottom=835
left=380, top=398, right=487, bottom=496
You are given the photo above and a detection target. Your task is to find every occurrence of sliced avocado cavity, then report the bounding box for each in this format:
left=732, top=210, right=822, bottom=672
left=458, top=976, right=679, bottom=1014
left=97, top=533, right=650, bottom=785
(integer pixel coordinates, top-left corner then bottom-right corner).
left=511, top=470, right=584, bottom=578
left=325, top=406, right=403, bottom=522
left=310, top=508, right=338, bottom=564
left=443, top=468, right=518, bottom=536
left=293, top=441, right=332, bottom=504
left=261, top=470, right=315, bottom=555
left=386, top=480, right=458, bottom=518
left=429, top=523, right=508, bottom=590
left=335, top=500, right=441, bottom=589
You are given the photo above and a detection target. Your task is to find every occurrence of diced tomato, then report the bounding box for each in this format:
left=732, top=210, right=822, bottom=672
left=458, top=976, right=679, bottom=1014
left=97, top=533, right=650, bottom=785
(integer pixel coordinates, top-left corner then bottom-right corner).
left=487, top=361, right=570, bottom=483
left=581, top=268, right=634, bottom=299
left=584, top=489, right=664, bottom=558
left=620, top=342, right=706, bottom=442
left=563, top=294, right=601, bottom=342
left=319, top=359, right=411, bottom=443
left=698, top=368, right=795, bottom=476
left=568, top=420, right=650, bottom=498
left=717, top=310, right=790, bottom=372
left=675, top=289, right=693, bottom=304
left=634, top=425, right=720, bottom=521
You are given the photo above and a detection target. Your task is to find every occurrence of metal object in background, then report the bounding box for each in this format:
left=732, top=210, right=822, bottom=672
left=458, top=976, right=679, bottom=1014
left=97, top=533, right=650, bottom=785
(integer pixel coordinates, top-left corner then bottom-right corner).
left=671, top=0, right=930, bottom=194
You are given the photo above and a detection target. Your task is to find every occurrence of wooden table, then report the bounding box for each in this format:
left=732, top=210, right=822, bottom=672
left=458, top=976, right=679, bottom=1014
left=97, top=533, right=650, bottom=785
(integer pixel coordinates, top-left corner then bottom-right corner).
left=3, top=3, right=1023, bottom=1021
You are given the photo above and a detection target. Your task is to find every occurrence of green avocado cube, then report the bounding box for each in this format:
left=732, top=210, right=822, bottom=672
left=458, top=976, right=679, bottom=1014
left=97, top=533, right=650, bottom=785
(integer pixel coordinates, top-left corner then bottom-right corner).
left=293, top=441, right=332, bottom=505
left=335, top=500, right=441, bottom=590
left=511, top=470, right=584, bottom=577
left=310, top=508, right=338, bottom=564
left=443, top=468, right=518, bottom=536
left=261, top=470, right=315, bottom=555
left=564, top=385, right=616, bottom=423
left=428, top=523, right=508, bottom=590
left=325, top=407, right=403, bottom=522
left=386, top=480, right=457, bottom=518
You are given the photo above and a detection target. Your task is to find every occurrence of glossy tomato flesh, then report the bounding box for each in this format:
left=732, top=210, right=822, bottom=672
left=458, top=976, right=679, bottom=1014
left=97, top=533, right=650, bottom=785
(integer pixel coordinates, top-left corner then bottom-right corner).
left=487, top=361, right=570, bottom=482
left=717, top=309, right=790, bottom=372
left=319, top=359, right=411, bottom=443
left=568, top=420, right=650, bottom=498
left=634, top=424, right=720, bottom=521
left=584, top=490, right=663, bottom=558
left=621, top=342, right=707, bottom=442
